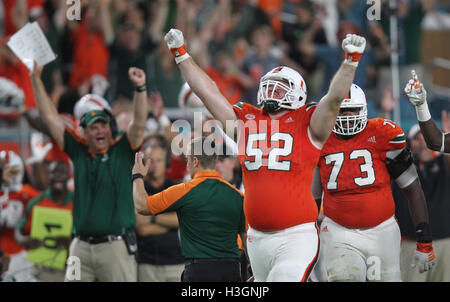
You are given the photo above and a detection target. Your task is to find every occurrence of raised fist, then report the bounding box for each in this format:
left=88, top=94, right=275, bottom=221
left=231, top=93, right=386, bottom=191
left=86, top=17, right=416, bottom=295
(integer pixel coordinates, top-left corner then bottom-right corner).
left=164, top=29, right=190, bottom=64
left=128, top=67, right=146, bottom=87
left=342, top=34, right=366, bottom=65
left=164, top=29, right=185, bottom=50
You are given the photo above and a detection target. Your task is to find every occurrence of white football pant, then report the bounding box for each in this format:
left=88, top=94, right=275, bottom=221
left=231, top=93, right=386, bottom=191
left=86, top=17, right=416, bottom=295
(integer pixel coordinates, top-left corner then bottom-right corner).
left=247, top=222, right=319, bottom=282
left=317, top=216, right=401, bottom=282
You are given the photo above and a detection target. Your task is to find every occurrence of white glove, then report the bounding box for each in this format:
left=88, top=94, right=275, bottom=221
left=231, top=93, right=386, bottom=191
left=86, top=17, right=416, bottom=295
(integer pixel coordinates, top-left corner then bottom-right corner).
left=411, top=242, right=436, bottom=273
left=1, top=200, right=24, bottom=228
left=164, top=29, right=190, bottom=64
left=341, top=34, right=366, bottom=67
left=26, top=132, right=53, bottom=164
left=404, top=70, right=431, bottom=121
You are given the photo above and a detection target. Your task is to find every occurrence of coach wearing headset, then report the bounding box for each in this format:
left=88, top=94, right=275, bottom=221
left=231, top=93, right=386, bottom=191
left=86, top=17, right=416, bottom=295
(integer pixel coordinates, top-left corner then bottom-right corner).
left=30, top=62, right=148, bottom=282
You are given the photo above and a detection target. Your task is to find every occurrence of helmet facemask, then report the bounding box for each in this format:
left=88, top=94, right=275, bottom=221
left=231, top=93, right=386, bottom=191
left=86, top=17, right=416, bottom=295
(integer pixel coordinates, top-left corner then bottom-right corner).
left=333, top=106, right=368, bottom=136
left=333, top=83, right=368, bottom=136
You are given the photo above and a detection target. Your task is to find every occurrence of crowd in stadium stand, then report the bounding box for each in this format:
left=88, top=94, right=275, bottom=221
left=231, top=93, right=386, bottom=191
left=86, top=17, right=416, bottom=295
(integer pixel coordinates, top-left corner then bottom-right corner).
left=0, top=0, right=449, bottom=282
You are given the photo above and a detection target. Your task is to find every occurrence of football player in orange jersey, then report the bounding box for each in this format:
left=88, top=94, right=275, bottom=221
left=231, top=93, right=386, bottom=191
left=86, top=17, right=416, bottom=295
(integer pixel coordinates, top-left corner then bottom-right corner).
left=0, top=150, right=40, bottom=281
left=313, top=84, right=436, bottom=281
left=165, top=28, right=366, bottom=281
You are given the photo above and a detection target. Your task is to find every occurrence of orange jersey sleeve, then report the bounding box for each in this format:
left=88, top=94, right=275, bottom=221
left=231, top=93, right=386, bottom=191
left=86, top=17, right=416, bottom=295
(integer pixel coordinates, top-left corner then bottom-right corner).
left=0, top=185, right=41, bottom=255
left=232, top=102, right=320, bottom=232
left=375, top=118, right=407, bottom=152
left=319, top=118, right=404, bottom=229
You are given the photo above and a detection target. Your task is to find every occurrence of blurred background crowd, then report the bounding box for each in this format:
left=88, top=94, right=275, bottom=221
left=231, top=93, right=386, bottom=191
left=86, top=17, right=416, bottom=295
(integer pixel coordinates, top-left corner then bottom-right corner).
left=0, top=0, right=449, bottom=282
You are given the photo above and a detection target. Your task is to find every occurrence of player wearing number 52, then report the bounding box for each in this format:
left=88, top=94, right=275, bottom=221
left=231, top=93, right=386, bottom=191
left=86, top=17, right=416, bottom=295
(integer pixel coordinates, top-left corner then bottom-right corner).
left=312, top=84, right=435, bottom=281
left=165, top=28, right=366, bottom=281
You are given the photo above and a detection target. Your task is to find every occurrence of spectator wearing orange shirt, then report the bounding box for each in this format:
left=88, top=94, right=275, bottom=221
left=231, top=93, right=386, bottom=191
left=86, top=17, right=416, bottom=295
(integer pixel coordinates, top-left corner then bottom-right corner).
left=205, top=52, right=246, bottom=104
left=0, top=151, right=40, bottom=282
left=69, top=5, right=110, bottom=89
left=0, top=39, right=36, bottom=113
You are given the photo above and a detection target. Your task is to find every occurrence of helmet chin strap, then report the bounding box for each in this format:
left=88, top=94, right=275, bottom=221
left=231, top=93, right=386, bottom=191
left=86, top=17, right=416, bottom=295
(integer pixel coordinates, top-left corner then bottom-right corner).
left=262, top=100, right=281, bottom=113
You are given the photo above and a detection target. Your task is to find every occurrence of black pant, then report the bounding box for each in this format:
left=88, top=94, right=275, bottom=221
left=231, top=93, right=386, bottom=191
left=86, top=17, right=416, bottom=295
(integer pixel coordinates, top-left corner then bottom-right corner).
left=181, top=259, right=241, bottom=282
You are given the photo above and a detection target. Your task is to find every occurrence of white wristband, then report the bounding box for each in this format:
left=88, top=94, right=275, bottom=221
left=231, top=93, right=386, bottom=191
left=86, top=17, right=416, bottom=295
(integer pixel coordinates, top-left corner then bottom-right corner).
left=344, top=59, right=358, bottom=67
left=415, top=101, right=431, bottom=122
left=440, top=132, right=446, bottom=153
left=158, top=114, right=170, bottom=127
left=174, top=53, right=190, bottom=64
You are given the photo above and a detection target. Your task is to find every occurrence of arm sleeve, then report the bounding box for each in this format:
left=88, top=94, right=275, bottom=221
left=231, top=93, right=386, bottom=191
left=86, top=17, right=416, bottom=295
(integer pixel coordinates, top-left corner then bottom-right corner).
left=378, top=119, right=407, bottom=152
left=63, top=126, right=88, bottom=158
left=146, top=182, right=192, bottom=215
left=16, top=193, right=44, bottom=233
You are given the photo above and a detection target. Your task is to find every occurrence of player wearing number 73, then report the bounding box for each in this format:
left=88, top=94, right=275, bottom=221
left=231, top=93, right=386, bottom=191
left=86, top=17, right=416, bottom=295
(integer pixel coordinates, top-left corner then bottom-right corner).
left=312, top=84, right=436, bottom=281
left=165, top=28, right=365, bottom=281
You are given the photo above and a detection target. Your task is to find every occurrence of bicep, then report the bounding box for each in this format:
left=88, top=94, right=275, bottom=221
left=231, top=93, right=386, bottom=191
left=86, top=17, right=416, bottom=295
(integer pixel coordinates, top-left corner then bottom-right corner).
left=309, top=96, right=339, bottom=146
left=179, top=58, right=237, bottom=127
left=202, top=91, right=238, bottom=128
left=386, top=148, right=418, bottom=189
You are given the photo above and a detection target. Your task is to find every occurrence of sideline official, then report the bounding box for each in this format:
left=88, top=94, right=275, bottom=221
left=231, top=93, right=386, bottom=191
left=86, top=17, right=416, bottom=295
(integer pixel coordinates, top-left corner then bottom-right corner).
left=133, top=136, right=247, bottom=282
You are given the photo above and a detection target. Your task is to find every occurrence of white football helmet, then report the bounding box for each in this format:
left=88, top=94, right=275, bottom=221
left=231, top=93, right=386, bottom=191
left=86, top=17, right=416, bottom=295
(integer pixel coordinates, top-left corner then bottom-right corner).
left=74, top=94, right=112, bottom=121
left=0, top=150, right=24, bottom=192
left=0, top=77, right=25, bottom=114
left=333, top=84, right=368, bottom=136
left=257, top=66, right=307, bottom=112
left=178, top=82, right=211, bottom=118
left=178, top=82, right=204, bottom=108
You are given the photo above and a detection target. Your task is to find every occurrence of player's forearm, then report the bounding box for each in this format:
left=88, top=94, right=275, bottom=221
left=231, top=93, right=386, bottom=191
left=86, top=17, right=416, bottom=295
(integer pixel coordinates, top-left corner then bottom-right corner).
left=326, top=62, right=357, bottom=111
left=418, top=119, right=445, bottom=152
left=178, top=58, right=236, bottom=124
left=309, top=63, right=356, bottom=144
left=402, top=179, right=429, bottom=226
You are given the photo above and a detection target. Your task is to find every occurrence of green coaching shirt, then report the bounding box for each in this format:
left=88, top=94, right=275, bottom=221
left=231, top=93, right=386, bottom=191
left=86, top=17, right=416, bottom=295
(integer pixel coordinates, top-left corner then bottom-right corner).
left=145, top=170, right=246, bottom=259
left=64, top=126, right=139, bottom=236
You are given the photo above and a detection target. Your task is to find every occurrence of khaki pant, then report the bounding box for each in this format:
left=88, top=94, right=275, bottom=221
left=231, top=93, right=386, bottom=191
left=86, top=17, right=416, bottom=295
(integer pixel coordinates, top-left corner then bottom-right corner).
left=65, top=237, right=137, bottom=282
left=33, top=265, right=66, bottom=282
left=138, top=263, right=184, bottom=282
left=400, top=238, right=450, bottom=282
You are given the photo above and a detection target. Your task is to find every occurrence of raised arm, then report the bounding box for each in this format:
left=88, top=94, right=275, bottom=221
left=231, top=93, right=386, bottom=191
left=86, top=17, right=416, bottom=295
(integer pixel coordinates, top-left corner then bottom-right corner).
left=132, top=152, right=151, bottom=215
left=164, top=29, right=237, bottom=128
left=30, top=62, right=65, bottom=149
left=309, top=34, right=366, bottom=148
left=127, top=67, right=148, bottom=148
left=405, top=73, right=449, bottom=153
